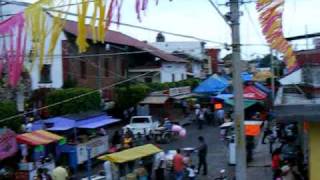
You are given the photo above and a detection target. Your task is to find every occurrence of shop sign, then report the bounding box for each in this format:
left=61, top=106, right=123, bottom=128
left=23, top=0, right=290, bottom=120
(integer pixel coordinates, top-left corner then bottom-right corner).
left=76, top=135, right=109, bottom=164
left=0, top=129, right=17, bottom=160
left=169, top=86, right=191, bottom=97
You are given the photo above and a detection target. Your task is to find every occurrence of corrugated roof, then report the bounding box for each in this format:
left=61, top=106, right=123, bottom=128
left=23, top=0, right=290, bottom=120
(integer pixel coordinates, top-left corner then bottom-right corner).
left=63, top=20, right=187, bottom=63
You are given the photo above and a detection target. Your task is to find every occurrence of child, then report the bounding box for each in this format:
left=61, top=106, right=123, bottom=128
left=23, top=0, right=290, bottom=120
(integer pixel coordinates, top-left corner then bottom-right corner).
left=186, top=165, right=197, bottom=180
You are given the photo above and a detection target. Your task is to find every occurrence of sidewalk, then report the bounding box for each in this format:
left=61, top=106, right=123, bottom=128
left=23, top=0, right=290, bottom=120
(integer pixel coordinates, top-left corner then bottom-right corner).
left=247, top=126, right=272, bottom=180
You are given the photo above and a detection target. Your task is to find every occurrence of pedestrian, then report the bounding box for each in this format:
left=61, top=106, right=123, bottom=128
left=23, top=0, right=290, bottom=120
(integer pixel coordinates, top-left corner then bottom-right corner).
left=215, top=108, right=225, bottom=125
left=103, top=161, right=113, bottom=180
left=196, top=136, right=207, bottom=175
left=194, top=105, right=201, bottom=123
left=262, top=127, right=272, bottom=144
left=111, top=131, right=121, bottom=150
left=51, top=161, right=68, bottom=180
left=181, top=100, right=188, bottom=116
left=173, top=149, right=185, bottom=180
left=197, top=109, right=205, bottom=130
left=154, top=151, right=166, bottom=180
left=186, top=165, right=197, bottom=180
left=135, top=132, right=145, bottom=146
left=123, top=133, right=133, bottom=149
left=272, top=148, right=281, bottom=179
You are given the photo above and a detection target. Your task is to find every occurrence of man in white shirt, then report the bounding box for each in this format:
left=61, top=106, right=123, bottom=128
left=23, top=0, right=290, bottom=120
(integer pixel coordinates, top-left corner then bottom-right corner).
left=154, top=151, right=166, bottom=180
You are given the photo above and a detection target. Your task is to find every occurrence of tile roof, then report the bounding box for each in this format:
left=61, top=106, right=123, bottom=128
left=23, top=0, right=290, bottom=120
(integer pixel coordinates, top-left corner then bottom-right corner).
left=63, top=20, right=187, bottom=63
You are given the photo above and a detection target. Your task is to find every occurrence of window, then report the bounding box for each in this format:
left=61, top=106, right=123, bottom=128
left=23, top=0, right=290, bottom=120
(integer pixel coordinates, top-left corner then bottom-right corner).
left=39, top=64, right=51, bottom=83
left=80, top=61, right=86, bottom=79
left=104, top=60, right=109, bottom=77
left=181, top=74, right=184, bottom=80
left=171, top=73, right=175, bottom=82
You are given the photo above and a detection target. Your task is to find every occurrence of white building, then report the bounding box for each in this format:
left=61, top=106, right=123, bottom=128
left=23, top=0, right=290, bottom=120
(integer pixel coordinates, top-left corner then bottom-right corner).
left=151, top=39, right=207, bottom=78
left=2, top=1, right=65, bottom=90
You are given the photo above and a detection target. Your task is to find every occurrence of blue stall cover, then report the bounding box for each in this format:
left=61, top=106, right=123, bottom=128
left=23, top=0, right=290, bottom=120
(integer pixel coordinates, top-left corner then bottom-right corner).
left=32, top=117, right=75, bottom=131
left=193, top=75, right=229, bottom=94
left=214, top=94, right=234, bottom=100
left=254, top=82, right=271, bottom=94
left=76, top=115, right=120, bottom=129
left=241, top=72, right=253, bottom=82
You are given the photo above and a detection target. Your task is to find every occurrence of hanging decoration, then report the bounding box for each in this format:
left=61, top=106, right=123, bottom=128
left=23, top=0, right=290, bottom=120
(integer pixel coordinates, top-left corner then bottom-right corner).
left=0, top=13, right=26, bottom=87
left=257, top=0, right=298, bottom=73
left=0, top=0, right=173, bottom=86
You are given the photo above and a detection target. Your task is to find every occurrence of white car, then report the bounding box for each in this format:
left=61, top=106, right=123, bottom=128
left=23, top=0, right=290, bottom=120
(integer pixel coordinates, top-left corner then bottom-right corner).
left=123, top=116, right=159, bottom=136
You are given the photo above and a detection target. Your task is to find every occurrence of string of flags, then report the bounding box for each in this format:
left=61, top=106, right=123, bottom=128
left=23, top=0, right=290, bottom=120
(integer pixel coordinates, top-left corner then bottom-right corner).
left=256, top=0, right=298, bottom=73
left=0, top=0, right=167, bottom=87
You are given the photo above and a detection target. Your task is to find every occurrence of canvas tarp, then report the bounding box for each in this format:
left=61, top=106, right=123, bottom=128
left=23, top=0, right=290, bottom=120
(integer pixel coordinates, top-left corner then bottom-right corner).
left=98, top=144, right=162, bottom=163
left=193, top=74, right=230, bottom=94
left=16, top=130, right=63, bottom=146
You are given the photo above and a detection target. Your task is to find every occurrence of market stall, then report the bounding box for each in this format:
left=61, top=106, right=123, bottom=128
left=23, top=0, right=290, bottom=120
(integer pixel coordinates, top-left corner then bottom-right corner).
left=0, top=128, right=18, bottom=179
left=55, top=114, right=120, bottom=170
left=98, top=144, right=162, bottom=179
left=15, top=130, right=64, bottom=180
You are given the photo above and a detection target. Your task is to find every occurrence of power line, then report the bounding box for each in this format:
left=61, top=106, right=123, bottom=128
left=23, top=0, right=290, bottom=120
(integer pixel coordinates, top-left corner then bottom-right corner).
left=0, top=71, right=153, bottom=123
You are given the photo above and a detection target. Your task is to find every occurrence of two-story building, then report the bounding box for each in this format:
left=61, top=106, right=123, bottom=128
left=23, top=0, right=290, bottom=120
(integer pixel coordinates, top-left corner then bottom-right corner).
left=275, top=47, right=320, bottom=180
left=151, top=33, right=214, bottom=78
left=2, top=1, right=65, bottom=90
left=62, top=20, right=187, bottom=100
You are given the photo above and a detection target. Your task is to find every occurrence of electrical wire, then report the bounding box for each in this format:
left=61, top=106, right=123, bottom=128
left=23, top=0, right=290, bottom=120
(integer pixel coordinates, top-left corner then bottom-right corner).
left=0, top=71, right=154, bottom=123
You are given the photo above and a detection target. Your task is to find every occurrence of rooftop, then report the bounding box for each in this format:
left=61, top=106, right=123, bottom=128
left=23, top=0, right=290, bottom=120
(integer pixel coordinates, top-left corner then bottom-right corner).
left=63, top=20, right=187, bottom=63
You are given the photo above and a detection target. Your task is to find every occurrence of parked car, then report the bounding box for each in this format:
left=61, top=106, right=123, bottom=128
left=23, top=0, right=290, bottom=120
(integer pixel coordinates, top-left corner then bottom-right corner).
left=123, top=116, right=159, bottom=136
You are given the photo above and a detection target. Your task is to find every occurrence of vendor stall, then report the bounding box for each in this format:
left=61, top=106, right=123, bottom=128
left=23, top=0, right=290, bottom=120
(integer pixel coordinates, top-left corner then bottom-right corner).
left=98, top=144, right=162, bottom=179
left=15, top=130, right=64, bottom=180
left=55, top=114, right=120, bottom=170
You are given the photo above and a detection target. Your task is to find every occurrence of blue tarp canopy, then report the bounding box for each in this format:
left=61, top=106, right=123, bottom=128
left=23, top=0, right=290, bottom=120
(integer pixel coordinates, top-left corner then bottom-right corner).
left=193, top=74, right=230, bottom=94
left=214, top=94, right=234, bottom=101
left=45, top=117, right=76, bottom=131
left=76, top=115, right=120, bottom=129
left=241, top=72, right=253, bottom=82
left=32, top=114, right=120, bottom=131
left=254, top=82, right=271, bottom=94
left=32, top=117, right=75, bottom=131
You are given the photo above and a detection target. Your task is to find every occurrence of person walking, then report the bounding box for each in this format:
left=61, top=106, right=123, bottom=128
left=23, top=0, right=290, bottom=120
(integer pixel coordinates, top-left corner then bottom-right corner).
left=197, top=136, right=207, bottom=175
left=173, top=149, right=185, bottom=180
left=198, top=109, right=205, bottom=130
left=154, top=151, right=166, bottom=180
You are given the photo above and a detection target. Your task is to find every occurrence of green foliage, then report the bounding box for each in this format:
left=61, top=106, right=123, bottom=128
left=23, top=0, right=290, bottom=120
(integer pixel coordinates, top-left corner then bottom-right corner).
left=46, top=88, right=101, bottom=116
left=147, top=78, right=201, bottom=91
left=0, top=101, right=22, bottom=132
left=115, top=83, right=150, bottom=109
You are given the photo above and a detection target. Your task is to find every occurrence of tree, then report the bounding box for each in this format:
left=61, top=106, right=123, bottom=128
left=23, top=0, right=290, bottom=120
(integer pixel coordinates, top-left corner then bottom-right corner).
left=115, top=84, right=150, bottom=109
left=0, top=101, right=22, bottom=132
left=46, top=88, right=101, bottom=116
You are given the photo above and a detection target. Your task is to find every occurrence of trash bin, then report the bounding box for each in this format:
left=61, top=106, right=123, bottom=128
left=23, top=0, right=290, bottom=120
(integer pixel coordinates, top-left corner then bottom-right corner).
left=228, top=137, right=236, bottom=165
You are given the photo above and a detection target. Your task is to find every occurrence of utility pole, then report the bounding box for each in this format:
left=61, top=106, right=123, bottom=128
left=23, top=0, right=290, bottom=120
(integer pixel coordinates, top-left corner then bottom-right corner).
left=270, top=48, right=275, bottom=102
left=230, top=0, right=247, bottom=179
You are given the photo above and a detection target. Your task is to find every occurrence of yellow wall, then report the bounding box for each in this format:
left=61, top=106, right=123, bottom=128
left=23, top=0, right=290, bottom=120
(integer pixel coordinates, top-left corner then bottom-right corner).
left=309, top=122, right=320, bottom=180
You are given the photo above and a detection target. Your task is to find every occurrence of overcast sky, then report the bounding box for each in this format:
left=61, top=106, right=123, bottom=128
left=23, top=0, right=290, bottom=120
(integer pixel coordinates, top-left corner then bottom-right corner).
left=21, top=0, right=320, bottom=59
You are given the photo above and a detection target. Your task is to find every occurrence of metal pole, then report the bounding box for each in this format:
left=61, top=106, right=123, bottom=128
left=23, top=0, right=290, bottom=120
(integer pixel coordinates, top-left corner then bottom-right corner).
left=87, top=147, right=92, bottom=180
left=270, top=48, right=275, bottom=103
left=230, top=0, right=247, bottom=179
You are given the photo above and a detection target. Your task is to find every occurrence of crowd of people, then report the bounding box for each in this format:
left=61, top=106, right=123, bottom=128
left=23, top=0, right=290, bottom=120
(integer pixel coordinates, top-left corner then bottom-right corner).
left=267, top=123, right=308, bottom=180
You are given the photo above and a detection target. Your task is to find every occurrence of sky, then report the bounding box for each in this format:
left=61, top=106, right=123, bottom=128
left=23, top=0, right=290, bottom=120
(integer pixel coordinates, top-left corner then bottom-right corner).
left=21, top=0, right=320, bottom=60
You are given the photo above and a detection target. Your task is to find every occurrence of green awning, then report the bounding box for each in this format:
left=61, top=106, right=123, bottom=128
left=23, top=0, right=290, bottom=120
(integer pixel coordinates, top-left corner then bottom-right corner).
left=224, top=99, right=260, bottom=109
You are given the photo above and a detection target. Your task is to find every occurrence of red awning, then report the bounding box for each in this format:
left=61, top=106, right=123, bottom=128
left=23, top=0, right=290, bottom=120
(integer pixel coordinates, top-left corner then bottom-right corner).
left=244, top=86, right=267, bottom=100
left=16, top=130, right=63, bottom=146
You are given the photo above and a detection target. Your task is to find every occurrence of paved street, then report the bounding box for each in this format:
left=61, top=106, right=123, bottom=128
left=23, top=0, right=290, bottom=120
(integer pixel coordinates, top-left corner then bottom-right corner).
left=159, top=117, right=272, bottom=180
left=76, top=116, right=272, bottom=180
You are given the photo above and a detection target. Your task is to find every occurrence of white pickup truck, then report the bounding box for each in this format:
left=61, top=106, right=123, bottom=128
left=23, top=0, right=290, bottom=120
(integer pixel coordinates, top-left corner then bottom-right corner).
left=123, top=116, right=159, bottom=136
